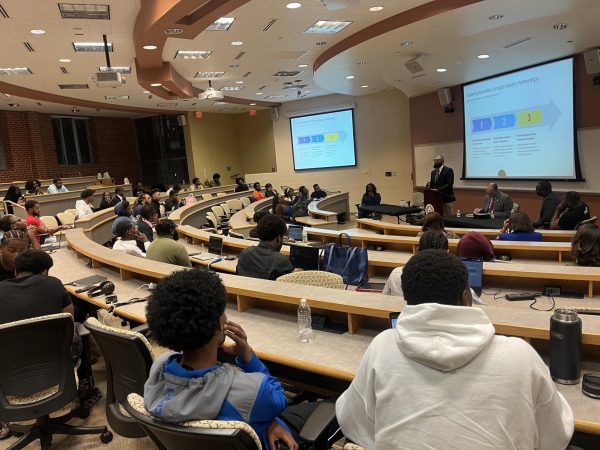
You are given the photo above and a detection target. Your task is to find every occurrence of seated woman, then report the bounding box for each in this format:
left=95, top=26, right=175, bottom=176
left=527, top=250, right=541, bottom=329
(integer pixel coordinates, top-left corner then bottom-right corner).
left=358, top=183, right=381, bottom=218
left=99, top=191, right=112, bottom=210
left=283, top=187, right=296, bottom=205
left=3, top=185, right=25, bottom=214
left=456, top=231, right=495, bottom=261
left=24, top=179, right=44, bottom=196
left=498, top=211, right=542, bottom=241
left=252, top=182, right=266, bottom=201
left=550, top=191, right=590, bottom=230
left=572, top=224, right=600, bottom=266
left=417, top=212, right=459, bottom=239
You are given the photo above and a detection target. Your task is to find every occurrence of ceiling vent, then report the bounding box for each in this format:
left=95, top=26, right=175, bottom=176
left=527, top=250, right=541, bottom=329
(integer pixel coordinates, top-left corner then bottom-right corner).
left=0, top=3, right=9, bottom=18
left=234, top=51, right=246, bottom=60
left=59, top=3, right=110, bottom=20
left=503, top=37, right=534, bottom=49
left=60, top=66, right=69, bottom=74
left=273, top=71, right=301, bottom=77
left=242, top=71, right=251, bottom=78
left=23, top=42, right=34, bottom=52
left=59, top=84, right=89, bottom=89
left=263, top=18, right=277, bottom=32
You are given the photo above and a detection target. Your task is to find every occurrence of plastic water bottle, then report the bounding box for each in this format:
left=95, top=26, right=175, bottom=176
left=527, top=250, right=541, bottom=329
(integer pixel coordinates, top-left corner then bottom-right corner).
left=456, top=209, right=461, bottom=218
left=297, top=299, right=313, bottom=343
left=302, top=228, right=308, bottom=243
left=491, top=211, right=495, bottom=219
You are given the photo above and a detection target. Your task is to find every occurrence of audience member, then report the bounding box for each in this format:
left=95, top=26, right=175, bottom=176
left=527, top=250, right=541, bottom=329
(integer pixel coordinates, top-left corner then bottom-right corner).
left=146, top=219, right=191, bottom=267
left=237, top=214, right=294, bottom=280
left=134, top=192, right=152, bottom=217
left=235, top=177, right=249, bottom=192
left=47, top=177, right=68, bottom=194
left=24, top=179, right=44, bottom=195
left=417, top=212, right=459, bottom=239
left=99, top=191, right=112, bottom=210
left=113, top=221, right=150, bottom=257
left=110, top=186, right=125, bottom=207
left=137, top=205, right=157, bottom=243
left=249, top=209, right=270, bottom=239
left=112, top=200, right=133, bottom=235
left=0, top=230, right=28, bottom=282
left=24, top=200, right=64, bottom=243
left=572, top=224, right=600, bottom=267
left=164, top=189, right=183, bottom=213
left=474, top=183, right=513, bottom=217
left=190, top=177, right=203, bottom=191
left=75, top=189, right=95, bottom=219
left=337, top=250, right=574, bottom=449
left=283, top=187, right=296, bottom=204
left=144, top=269, right=300, bottom=450
left=166, top=184, right=181, bottom=196
left=273, top=194, right=292, bottom=221
left=551, top=191, right=590, bottom=230
left=292, top=186, right=310, bottom=217
left=264, top=183, right=277, bottom=198
left=207, top=172, right=221, bottom=187
left=252, top=182, right=266, bottom=201
left=358, top=183, right=381, bottom=218
left=0, top=250, right=73, bottom=324
left=132, top=180, right=145, bottom=197
left=310, top=184, right=327, bottom=200
left=533, top=181, right=560, bottom=229
left=3, top=184, right=25, bottom=214
left=0, top=215, right=40, bottom=249
left=498, top=211, right=542, bottom=241
left=149, top=188, right=162, bottom=216
left=456, top=231, right=495, bottom=260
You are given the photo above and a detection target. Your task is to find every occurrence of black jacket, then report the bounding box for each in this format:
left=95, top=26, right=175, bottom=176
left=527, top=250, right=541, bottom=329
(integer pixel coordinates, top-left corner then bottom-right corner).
left=429, top=166, right=455, bottom=203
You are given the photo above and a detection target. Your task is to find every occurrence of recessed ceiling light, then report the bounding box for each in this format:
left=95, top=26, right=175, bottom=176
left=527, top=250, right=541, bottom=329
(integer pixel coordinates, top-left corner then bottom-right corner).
left=249, top=103, right=256, bottom=106
left=436, top=68, right=447, bottom=72
left=298, top=64, right=309, bottom=68
left=150, top=82, right=162, bottom=87
left=59, top=3, right=110, bottom=20
left=255, top=92, right=263, bottom=95
left=73, top=42, right=112, bottom=52
left=356, top=61, right=367, bottom=65
left=315, top=41, right=327, bottom=46
left=99, top=66, right=131, bottom=73
left=235, top=81, right=244, bottom=84
left=174, top=50, right=212, bottom=60
left=143, top=45, right=158, bottom=50
left=58, top=58, right=71, bottom=63
left=105, top=95, right=129, bottom=100
left=230, top=41, right=243, bottom=46
left=164, top=28, right=183, bottom=35
left=206, top=17, right=235, bottom=31
left=142, top=90, right=151, bottom=94
left=305, top=20, right=352, bottom=34
left=553, top=23, right=567, bottom=31
left=361, top=85, right=369, bottom=88
left=400, top=41, right=413, bottom=47
left=194, top=71, right=225, bottom=78
left=489, top=14, right=504, bottom=20
left=369, top=6, right=384, bottom=12
left=0, top=67, right=32, bottom=75
left=477, top=54, right=490, bottom=59
left=345, top=75, right=355, bottom=79
left=220, top=86, right=244, bottom=91
left=30, top=29, right=46, bottom=35
left=71, top=109, right=81, bottom=112
left=8, top=103, right=20, bottom=107
left=286, top=2, right=302, bottom=9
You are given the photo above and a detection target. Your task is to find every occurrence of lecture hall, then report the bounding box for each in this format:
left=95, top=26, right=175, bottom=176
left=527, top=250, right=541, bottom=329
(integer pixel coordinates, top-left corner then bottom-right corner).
left=1, top=0, right=600, bottom=449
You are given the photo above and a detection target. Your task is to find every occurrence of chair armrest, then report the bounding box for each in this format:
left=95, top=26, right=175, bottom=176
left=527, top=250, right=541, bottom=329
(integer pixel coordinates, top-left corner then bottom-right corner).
left=131, top=323, right=150, bottom=336
left=299, top=401, right=337, bottom=443
left=75, top=322, right=90, bottom=337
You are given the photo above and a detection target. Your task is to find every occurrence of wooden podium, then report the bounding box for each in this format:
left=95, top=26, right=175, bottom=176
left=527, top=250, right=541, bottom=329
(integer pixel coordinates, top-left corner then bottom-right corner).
left=423, top=189, right=445, bottom=216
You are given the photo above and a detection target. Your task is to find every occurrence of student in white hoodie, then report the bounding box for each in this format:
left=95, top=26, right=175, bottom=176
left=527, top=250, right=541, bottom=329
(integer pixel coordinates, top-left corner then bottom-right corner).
left=336, top=249, right=574, bottom=450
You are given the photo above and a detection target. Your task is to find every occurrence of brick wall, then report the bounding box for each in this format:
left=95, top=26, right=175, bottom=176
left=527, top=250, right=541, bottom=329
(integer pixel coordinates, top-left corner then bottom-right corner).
left=0, top=111, right=140, bottom=183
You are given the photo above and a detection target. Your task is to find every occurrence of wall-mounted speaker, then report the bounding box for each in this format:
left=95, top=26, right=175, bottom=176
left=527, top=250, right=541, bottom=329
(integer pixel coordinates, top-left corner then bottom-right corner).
left=584, top=49, right=600, bottom=75
left=176, top=114, right=187, bottom=126
left=270, top=107, right=280, bottom=122
left=437, top=88, right=453, bottom=106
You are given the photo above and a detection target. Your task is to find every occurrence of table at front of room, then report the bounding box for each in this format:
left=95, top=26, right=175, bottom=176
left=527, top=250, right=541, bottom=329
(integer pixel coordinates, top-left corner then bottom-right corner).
left=444, top=215, right=507, bottom=229
left=358, top=204, right=422, bottom=223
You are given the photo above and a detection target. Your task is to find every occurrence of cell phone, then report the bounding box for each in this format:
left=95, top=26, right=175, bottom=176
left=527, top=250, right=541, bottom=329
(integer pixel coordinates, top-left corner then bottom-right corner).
left=105, top=295, right=118, bottom=304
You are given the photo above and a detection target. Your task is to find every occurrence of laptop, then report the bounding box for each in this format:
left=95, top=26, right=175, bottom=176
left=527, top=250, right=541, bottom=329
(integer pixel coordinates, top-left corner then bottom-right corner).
left=193, top=236, right=224, bottom=261
left=389, top=312, right=400, bottom=328
left=289, top=244, right=320, bottom=270
left=461, top=257, right=483, bottom=296
left=287, top=225, right=303, bottom=242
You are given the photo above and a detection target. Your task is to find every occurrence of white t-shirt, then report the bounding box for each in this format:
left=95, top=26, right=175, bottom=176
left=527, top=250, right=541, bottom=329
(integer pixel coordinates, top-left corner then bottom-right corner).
left=112, top=238, right=150, bottom=257
left=75, top=199, right=94, bottom=219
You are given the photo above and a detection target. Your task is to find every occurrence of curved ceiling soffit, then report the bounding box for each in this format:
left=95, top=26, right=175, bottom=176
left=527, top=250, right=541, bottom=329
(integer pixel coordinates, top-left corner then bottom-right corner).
left=134, top=0, right=280, bottom=108
left=312, top=0, right=484, bottom=87
left=0, top=81, right=181, bottom=115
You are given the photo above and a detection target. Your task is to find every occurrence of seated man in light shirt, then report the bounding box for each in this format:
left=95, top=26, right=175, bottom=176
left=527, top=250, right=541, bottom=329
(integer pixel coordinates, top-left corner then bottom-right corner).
left=47, top=177, right=69, bottom=194
left=75, top=189, right=96, bottom=219
left=112, top=220, right=150, bottom=257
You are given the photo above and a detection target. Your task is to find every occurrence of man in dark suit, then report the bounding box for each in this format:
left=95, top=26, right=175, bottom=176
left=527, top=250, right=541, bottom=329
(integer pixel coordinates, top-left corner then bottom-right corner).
left=428, top=155, right=455, bottom=216
left=474, top=183, right=513, bottom=217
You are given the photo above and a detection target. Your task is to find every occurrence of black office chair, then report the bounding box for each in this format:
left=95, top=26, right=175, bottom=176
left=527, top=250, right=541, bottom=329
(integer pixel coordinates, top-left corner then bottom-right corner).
left=0, top=313, right=112, bottom=450
left=576, top=216, right=597, bottom=230
left=84, top=317, right=154, bottom=439
left=125, top=392, right=340, bottom=450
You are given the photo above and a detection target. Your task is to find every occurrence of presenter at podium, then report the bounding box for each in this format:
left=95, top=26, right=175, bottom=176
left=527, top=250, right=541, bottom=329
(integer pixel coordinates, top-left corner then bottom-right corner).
left=427, top=155, right=455, bottom=216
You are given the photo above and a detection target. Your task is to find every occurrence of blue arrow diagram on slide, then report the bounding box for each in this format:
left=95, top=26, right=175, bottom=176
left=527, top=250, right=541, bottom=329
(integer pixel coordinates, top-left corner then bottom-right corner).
left=471, top=100, right=562, bottom=133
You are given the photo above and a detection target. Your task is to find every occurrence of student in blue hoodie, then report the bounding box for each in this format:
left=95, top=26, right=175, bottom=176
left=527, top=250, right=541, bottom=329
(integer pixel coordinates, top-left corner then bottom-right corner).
left=143, top=269, right=299, bottom=450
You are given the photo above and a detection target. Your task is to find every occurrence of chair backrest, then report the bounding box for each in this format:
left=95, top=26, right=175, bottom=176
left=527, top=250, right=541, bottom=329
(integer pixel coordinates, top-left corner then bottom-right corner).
left=228, top=231, right=245, bottom=239
left=576, top=216, right=598, bottom=230
left=0, top=314, right=76, bottom=422
left=126, top=197, right=138, bottom=204
left=212, top=205, right=226, bottom=219
left=511, top=202, right=520, bottom=213
left=64, top=208, right=77, bottom=217
left=412, top=192, right=424, bottom=207
left=84, top=318, right=154, bottom=438
left=215, top=192, right=227, bottom=198
left=40, top=215, right=59, bottom=229
left=220, top=203, right=231, bottom=217
left=201, top=193, right=213, bottom=201
left=227, top=199, right=243, bottom=212
left=125, top=393, right=261, bottom=450
left=241, top=197, right=251, bottom=208
left=277, top=271, right=344, bottom=289
left=57, top=212, right=74, bottom=226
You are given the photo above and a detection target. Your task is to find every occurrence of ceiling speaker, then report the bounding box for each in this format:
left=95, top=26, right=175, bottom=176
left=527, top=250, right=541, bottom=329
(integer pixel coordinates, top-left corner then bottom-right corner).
left=405, top=56, right=424, bottom=74
left=176, top=114, right=186, bottom=126
left=270, top=107, right=280, bottom=122
left=584, top=49, right=600, bottom=75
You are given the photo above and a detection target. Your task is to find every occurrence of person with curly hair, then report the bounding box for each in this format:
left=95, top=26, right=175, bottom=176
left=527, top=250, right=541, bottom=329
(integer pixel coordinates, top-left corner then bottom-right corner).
left=572, top=224, right=600, bottom=267
left=144, top=269, right=300, bottom=450
left=337, top=250, right=573, bottom=450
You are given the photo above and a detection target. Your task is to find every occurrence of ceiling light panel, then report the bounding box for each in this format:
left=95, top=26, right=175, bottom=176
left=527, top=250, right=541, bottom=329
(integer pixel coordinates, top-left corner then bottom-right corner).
left=0, top=67, right=31, bottom=75
left=206, top=17, right=235, bottom=31
left=59, top=3, right=110, bottom=20
left=212, top=101, right=229, bottom=106
left=73, top=42, right=113, bottom=52
left=99, top=66, right=131, bottom=73
left=174, top=50, right=212, bottom=60
left=194, top=71, right=225, bottom=78
left=105, top=95, right=129, bottom=100
left=157, top=103, right=177, bottom=107
left=273, top=71, right=301, bottom=77
left=220, top=86, right=244, bottom=91
left=305, top=20, right=352, bottom=34
left=264, top=95, right=286, bottom=99
left=58, top=84, right=89, bottom=89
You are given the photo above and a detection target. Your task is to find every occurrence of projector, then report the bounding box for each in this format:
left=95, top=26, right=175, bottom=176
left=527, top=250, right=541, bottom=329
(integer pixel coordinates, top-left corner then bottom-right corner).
left=91, top=71, right=124, bottom=88
left=198, top=87, right=224, bottom=100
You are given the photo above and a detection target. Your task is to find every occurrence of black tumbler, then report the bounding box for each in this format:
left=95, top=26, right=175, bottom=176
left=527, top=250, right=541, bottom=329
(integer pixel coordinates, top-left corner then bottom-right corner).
left=549, top=309, right=582, bottom=385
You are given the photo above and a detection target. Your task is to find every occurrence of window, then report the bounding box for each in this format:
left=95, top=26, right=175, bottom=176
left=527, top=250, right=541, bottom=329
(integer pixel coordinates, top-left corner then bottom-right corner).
left=52, top=117, right=94, bottom=165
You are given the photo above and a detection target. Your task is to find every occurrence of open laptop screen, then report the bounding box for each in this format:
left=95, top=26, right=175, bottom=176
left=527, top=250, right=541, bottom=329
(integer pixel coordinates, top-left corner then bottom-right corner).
left=460, top=257, right=483, bottom=295
left=208, top=236, right=223, bottom=256
left=289, top=244, right=319, bottom=270
left=288, top=225, right=303, bottom=241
